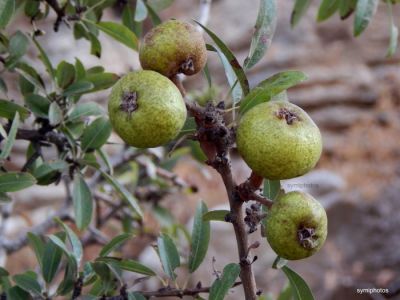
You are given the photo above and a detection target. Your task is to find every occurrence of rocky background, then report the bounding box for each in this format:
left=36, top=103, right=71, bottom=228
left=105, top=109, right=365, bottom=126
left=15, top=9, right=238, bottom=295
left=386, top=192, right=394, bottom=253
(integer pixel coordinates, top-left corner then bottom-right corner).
left=2, top=0, right=400, bottom=299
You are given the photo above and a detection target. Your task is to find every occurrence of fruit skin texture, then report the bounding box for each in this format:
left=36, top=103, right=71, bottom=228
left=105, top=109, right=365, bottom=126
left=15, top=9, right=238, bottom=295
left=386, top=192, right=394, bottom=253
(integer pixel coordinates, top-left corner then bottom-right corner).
left=108, top=70, right=187, bottom=148
left=266, top=191, right=328, bottom=260
left=236, top=101, right=322, bottom=180
left=139, top=20, right=207, bottom=77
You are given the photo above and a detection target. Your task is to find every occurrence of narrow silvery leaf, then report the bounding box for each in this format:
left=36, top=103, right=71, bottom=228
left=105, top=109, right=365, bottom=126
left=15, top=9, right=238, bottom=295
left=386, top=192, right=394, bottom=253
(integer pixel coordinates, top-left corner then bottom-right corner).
left=209, top=263, right=240, bottom=300
left=282, top=266, right=315, bottom=300
left=157, top=233, right=180, bottom=280
left=49, top=102, right=63, bottom=126
left=291, top=0, right=312, bottom=27
left=0, top=0, right=16, bottom=29
left=0, top=111, right=19, bottom=161
left=239, top=71, right=307, bottom=115
left=354, top=0, right=378, bottom=37
left=72, top=174, right=92, bottom=230
left=244, top=0, right=277, bottom=69
left=0, top=172, right=36, bottom=193
left=198, top=22, right=249, bottom=97
left=188, top=201, right=210, bottom=273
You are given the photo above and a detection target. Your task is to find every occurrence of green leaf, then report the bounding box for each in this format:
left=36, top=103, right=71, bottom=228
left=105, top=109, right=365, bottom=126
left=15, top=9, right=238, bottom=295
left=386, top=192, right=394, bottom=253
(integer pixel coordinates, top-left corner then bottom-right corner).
left=202, top=210, right=230, bottom=222
left=145, top=3, right=162, bottom=26
left=6, top=286, right=30, bottom=300
left=386, top=1, right=398, bottom=57
left=197, top=22, right=249, bottom=96
left=62, top=81, right=94, bottom=97
left=68, top=102, right=104, bottom=122
left=72, top=173, right=93, bottom=230
left=157, top=233, right=180, bottom=280
left=0, top=0, right=16, bottom=29
left=0, top=112, right=19, bottom=161
left=147, top=0, right=174, bottom=11
left=96, top=257, right=156, bottom=276
left=244, top=0, right=277, bottom=70
left=54, top=218, right=83, bottom=265
left=56, top=255, right=78, bottom=295
left=13, top=272, right=42, bottom=296
left=24, top=94, right=51, bottom=118
left=16, top=62, right=46, bottom=90
left=75, top=58, right=86, bottom=80
left=96, top=148, right=113, bottom=175
left=209, top=263, right=241, bottom=300
left=32, top=160, right=66, bottom=184
left=81, top=117, right=112, bottom=152
left=56, top=61, right=75, bottom=89
left=239, top=71, right=307, bottom=115
left=42, top=231, right=66, bottom=283
left=317, top=0, right=340, bottom=22
left=263, top=180, right=280, bottom=201
left=89, top=21, right=138, bottom=51
left=209, top=44, right=243, bottom=103
left=88, top=32, right=102, bottom=58
left=0, top=77, right=7, bottom=94
left=291, top=0, right=312, bottom=27
left=100, top=233, right=132, bottom=257
left=27, top=233, right=45, bottom=269
left=0, top=266, right=9, bottom=277
left=100, top=170, right=143, bottom=218
left=24, top=0, right=40, bottom=18
left=354, top=0, right=378, bottom=36
left=48, top=102, right=63, bottom=126
left=33, top=37, right=55, bottom=79
left=8, top=31, right=29, bottom=60
left=188, top=201, right=210, bottom=273
left=339, top=0, right=357, bottom=19
left=278, top=281, right=293, bottom=300
left=84, top=73, right=119, bottom=91
left=47, top=235, right=70, bottom=257
left=135, top=0, right=148, bottom=22
left=0, top=99, right=30, bottom=120
left=282, top=266, right=314, bottom=300
left=0, top=172, right=36, bottom=193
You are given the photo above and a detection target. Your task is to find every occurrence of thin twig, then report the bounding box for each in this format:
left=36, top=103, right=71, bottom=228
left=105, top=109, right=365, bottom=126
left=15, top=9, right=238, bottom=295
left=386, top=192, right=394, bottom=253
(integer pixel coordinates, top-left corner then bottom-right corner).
left=105, top=282, right=242, bottom=299
left=0, top=209, right=71, bottom=253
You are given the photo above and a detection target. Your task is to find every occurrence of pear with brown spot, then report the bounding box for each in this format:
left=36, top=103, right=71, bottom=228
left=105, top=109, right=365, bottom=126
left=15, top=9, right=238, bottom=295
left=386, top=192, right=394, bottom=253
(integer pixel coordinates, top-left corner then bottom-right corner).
left=236, top=101, right=322, bottom=180
left=139, top=20, right=207, bottom=78
left=266, top=191, right=328, bottom=260
left=108, top=70, right=187, bottom=148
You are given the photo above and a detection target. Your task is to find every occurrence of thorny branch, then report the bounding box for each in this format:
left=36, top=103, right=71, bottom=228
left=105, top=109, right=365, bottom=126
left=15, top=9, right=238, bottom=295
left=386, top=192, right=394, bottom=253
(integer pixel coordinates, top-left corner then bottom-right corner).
left=185, top=98, right=262, bottom=300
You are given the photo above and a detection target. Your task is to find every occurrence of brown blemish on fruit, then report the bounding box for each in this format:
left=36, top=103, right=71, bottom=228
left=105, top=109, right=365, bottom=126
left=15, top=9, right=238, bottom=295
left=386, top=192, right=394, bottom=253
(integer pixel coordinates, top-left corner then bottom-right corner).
left=276, top=108, right=300, bottom=125
left=179, top=57, right=195, bottom=74
left=297, top=225, right=317, bottom=249
left=120, top=91, right=138, bottom=117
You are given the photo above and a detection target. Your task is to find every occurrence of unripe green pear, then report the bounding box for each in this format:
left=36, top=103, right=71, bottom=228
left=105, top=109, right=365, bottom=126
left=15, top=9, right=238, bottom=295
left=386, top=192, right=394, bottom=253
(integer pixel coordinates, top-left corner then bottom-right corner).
left=108, top=70, right=187, bottom=148
left=139, top=20, right=207, bottom=77
left=236, top=101, right=322, bottom=180
left=266, top=191, right=327, bottom=260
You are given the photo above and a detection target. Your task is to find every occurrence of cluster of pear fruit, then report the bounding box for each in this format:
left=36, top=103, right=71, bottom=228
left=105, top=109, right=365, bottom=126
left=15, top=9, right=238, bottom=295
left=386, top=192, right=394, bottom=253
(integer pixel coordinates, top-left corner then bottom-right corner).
left=107, top=20, right=327, bottom=261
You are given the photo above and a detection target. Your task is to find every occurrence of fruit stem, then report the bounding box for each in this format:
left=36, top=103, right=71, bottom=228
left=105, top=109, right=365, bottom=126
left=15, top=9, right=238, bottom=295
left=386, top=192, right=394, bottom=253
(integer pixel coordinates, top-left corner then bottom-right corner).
left=170, top=75, right=186, bottom=97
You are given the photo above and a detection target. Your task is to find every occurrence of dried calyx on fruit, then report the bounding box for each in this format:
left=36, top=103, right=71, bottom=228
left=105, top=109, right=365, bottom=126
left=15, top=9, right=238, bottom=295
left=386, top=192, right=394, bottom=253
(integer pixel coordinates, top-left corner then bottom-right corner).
left=266, top=191, right=328, bottom=260
left=139, top=20, right=207, bottom=78
left=108, top=70, right=187, bottom=148
left=236, top=101, right=322, bottom=180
